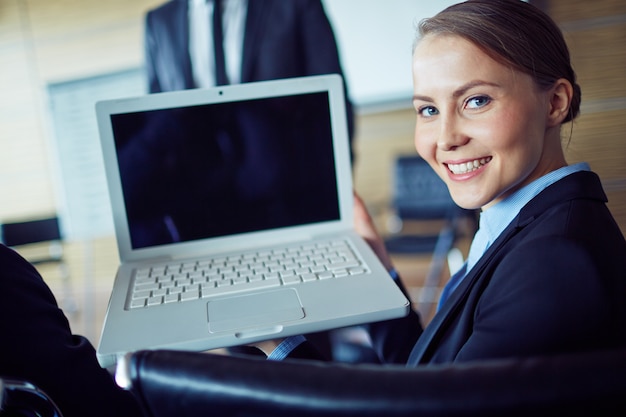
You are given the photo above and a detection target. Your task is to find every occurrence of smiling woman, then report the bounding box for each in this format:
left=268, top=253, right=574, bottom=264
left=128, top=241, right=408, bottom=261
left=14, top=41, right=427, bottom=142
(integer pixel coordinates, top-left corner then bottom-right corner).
left=267, top=0, right=626, bottom=367
left=395, top=0, right=626, bottom=363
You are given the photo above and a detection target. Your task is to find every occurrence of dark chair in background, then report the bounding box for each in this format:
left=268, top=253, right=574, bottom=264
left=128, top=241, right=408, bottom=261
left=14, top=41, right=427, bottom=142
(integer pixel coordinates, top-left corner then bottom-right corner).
left=384, top=155, right=477, bottom=317
left=118, top=347, right=626, bottom=417
left=0, top=377, right=63, bottom=417
left=0, top=216, right=76, bottom=313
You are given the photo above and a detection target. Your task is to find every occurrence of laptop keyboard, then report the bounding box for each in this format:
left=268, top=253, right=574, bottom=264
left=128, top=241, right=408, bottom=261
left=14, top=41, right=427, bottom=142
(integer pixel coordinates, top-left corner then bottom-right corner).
left=128, top=239, right=369, bottom=309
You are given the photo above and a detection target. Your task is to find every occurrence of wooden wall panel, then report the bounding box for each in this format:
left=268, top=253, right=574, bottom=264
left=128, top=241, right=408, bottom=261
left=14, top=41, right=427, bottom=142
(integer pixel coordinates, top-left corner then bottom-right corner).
left=0, top=0, right=162, bottom=222
left=546, top=0, right=626, bottom=23
left=25, top=0, right=162, bottom=82
left=566, top=24, right=626, bottom=100
left=540, top=0, right=626, bottom=235
left=0, top=0, right=55, bottom=220
left=565, top=109, right=626, bottom=231
left=565, top=109, right=626, bottom=181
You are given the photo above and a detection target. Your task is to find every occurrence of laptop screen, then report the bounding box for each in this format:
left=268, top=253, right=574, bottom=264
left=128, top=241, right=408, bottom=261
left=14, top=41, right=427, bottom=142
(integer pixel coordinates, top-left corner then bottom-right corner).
left=109, top=91, right=340, bottom=250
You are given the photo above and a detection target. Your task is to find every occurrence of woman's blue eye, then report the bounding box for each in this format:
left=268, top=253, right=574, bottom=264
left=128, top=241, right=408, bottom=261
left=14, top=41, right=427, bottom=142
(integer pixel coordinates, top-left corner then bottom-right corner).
left=467, top=96, right=491, bottom=109
left=419, top=106, right=439, bottom=117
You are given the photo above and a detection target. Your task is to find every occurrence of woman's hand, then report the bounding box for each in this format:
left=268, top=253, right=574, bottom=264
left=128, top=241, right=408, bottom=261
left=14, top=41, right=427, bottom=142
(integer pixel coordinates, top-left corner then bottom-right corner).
left=353, top=191, right=394, bottom=272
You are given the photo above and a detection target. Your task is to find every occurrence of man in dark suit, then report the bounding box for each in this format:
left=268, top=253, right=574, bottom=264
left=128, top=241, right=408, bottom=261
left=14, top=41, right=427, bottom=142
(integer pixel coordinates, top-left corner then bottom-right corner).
left=143, top=0, right=355, bottom=359
left=144, top=0, right=355, bottom=157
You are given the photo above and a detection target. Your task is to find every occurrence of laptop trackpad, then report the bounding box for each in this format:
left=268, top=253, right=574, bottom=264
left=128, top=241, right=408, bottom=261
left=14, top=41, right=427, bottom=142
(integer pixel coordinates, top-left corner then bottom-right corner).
left=207, top=288, right=305, bottom=334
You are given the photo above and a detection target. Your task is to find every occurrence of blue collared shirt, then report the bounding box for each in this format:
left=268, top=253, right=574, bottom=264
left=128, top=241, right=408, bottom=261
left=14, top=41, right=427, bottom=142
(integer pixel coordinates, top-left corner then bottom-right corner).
left=266, top=334, right=306, bottom=361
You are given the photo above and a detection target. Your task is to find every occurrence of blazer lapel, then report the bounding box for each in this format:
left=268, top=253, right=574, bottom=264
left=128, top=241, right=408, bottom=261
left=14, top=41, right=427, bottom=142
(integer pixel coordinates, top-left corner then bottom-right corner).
left=406, top=259, right=489, bottom=365
left=241, top=0, right=272, bottom=82
left=174, top=1, right=195, bottom=89
left=407, top=216, right=527, bottom=365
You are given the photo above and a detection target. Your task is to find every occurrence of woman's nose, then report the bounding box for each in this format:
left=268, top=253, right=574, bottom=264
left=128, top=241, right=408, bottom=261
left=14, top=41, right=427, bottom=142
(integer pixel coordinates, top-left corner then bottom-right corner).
left=437, top=115, right=469, bottom=151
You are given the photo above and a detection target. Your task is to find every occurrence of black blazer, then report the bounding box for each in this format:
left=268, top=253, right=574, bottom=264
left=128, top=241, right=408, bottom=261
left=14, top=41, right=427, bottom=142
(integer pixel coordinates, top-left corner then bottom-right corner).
left=144, top=0, right=355, bottom=145
left=0, top=245, right=142, bottom=417
left=305, top=171, right=626, bottom=365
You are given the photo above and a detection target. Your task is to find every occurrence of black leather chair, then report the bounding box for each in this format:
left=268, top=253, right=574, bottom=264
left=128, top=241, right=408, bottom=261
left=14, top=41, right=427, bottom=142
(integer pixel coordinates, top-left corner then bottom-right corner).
left=0, top=377, right=63, bottom=417
left=118, top=347, right=626, bottom=417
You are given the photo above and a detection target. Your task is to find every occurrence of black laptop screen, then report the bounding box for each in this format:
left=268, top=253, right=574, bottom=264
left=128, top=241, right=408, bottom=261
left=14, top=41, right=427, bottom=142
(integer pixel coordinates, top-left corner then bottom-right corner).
left=110, top=91, right=340, bottom=250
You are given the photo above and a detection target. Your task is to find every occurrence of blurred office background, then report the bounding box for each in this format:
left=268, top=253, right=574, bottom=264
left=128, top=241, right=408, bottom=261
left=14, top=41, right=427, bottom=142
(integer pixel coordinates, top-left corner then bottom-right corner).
left=1, top=0, right=624, bottom=343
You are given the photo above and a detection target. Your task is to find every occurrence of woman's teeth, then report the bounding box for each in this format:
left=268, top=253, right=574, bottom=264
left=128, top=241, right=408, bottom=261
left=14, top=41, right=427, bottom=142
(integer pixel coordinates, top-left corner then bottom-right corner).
left=447, top=157, right=491, bottom=174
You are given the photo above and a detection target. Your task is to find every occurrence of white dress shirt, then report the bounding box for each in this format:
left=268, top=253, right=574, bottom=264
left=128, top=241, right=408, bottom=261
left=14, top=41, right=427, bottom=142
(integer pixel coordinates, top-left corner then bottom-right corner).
left=188, top=0, right=247, bottom=88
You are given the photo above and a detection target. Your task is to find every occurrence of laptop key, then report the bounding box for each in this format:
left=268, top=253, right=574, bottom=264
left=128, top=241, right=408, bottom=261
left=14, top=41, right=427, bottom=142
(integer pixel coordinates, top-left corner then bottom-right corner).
left=132, top=289, right=151, bottom=300
left=333, top=269, right=349, bottom=278
left=300, top=273, right=318, bottom=282
left=147, top=296, right=163, bottom=306
left=181, top=289, right=200, bottom=301
left=281, top=275, right=301, bottom=285
left=318, top=271, right=334, bottom=280
left=164, top=293, right=179, bottom=303
left=130, top=299, right=146, bottom=309
left=328, top=260, right=360, bottom=270
left=201, top=277, right=281, bottom=298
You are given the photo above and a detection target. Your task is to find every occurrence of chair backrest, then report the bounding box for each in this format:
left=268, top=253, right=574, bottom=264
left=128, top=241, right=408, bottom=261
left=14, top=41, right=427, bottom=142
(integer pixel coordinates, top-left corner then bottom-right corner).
left=0, top=217, right=64, bottom=265
left=0, top=217, right=62, bottom=247
left=0, top=377, right=64, bottom=417
left=120, top=347, right=626, bottom=417
left=392, top=155, right=460, bottom=221
left=1, top=215, right=76, bottom=312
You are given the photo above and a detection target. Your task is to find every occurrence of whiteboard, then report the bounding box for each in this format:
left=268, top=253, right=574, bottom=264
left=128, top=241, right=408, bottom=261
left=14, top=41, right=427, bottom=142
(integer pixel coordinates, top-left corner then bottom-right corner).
left=322, top=0, right=458, bottom=111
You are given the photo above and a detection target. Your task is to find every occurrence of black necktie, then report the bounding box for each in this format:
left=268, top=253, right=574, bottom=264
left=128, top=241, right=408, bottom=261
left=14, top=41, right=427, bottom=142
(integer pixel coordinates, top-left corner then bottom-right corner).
left=212, top=0, right=229, bottom=85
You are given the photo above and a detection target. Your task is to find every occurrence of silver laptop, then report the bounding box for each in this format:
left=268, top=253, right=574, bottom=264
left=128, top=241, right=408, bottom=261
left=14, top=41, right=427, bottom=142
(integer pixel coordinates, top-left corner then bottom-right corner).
left=95, top=74, right=409, bottom=368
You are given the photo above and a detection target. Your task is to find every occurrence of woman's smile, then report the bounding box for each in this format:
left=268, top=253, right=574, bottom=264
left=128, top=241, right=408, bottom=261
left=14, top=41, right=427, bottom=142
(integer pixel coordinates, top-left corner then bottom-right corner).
left=446, top=156, right=492, bottom=175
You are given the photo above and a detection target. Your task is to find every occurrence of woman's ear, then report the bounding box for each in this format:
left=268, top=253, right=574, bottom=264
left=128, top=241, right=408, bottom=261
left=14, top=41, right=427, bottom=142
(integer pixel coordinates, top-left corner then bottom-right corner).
left=547, top=78, right=574, bottom=126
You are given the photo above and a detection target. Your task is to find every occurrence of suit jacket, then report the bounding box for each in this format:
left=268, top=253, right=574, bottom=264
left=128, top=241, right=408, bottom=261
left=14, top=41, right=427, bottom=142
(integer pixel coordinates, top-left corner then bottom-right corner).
left=144, top=0, right=355, bottom=145
left=300, top=170, right=626, bottom=366
left=0, top=245, right=142, bottom=417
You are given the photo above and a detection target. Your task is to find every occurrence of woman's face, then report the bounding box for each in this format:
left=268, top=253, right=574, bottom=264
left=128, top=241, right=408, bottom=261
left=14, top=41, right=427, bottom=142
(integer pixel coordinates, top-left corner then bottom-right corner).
left=412, top=35, right=566, bottom=210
